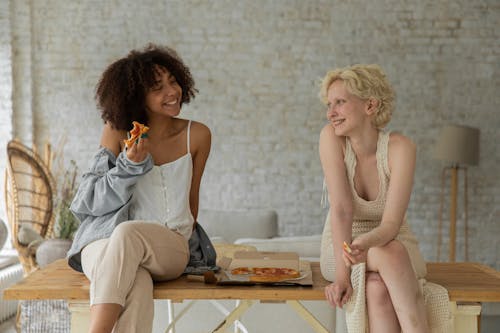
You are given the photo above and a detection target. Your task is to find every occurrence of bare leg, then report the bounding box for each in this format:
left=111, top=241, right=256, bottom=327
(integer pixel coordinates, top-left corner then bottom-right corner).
left=367, top=240, right=429, bottom=333
left=89, top=303, right=122, bottom=333
left=366, top=272, right=400, bottom=333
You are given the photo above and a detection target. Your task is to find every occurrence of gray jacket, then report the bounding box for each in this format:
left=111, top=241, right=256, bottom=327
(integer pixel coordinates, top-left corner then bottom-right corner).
left=67, top=147, right=154, bottom=272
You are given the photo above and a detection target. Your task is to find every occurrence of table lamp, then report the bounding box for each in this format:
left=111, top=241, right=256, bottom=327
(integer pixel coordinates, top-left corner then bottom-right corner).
left=434, top=125, right=479, bottom=262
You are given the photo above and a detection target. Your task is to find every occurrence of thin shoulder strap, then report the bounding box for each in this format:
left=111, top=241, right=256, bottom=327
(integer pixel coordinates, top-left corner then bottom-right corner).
left=187, top=120, right=192, bottom=154
left=378, top=130, right=391, bottom=177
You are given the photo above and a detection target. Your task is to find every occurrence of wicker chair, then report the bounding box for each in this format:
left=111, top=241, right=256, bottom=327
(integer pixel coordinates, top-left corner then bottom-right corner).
left=4, top=139, right=56, bottom=275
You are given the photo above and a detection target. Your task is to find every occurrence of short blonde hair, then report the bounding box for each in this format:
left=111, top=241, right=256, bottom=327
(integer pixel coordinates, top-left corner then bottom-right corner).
left=319, top=64, right=395, bottom=129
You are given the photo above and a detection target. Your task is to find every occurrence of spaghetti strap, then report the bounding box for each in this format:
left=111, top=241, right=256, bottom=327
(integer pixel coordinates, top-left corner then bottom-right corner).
left=187, top=120, right=192, bottom=154
left=378, top=130, right=391, bottom=178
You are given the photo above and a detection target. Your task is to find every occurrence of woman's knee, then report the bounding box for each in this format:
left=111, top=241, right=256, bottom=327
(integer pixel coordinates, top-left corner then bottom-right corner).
left=366, top=272, right=391, bottom=306
left=111, top=222, right=141, bottom=243
left=370, top=240, right=409, bottom=267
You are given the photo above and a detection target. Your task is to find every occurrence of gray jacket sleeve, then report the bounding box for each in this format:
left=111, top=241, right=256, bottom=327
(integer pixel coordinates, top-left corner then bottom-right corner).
left=70, top=147, right=154, bottom=220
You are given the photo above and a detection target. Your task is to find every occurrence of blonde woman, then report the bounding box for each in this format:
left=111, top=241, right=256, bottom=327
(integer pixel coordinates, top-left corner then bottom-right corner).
left=318, top=64, right=429, bottom=332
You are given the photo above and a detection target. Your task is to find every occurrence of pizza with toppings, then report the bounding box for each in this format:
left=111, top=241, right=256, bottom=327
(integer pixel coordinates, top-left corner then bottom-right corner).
left=230, top=267, right=301, bottom=282
left=230, top=267, right=253, bottom=275
left=124, top=121, right=150, bottom=148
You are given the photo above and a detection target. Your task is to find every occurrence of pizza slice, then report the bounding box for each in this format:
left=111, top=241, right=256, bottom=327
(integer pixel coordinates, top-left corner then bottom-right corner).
left=249, top=274, right=300, bottom=283
left=124, top=121, right=150, bottom=148
left=343, top=241, right=353, bottom=254
left=252, top=267, right=301, bottom=278
left=230, top=267, right=253, bottom=275
left=249, top=267, right=301, bottom=282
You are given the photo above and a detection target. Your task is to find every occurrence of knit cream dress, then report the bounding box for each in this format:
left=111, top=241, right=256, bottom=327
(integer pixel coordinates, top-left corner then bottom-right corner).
left=320, top=131, right=452, bottom=333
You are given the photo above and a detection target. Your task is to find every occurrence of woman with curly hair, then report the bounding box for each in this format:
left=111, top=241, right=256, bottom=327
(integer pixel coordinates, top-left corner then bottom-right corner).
left=67, top=44, right=211, bottom=333
left=318, top=64, right=431, bottom=332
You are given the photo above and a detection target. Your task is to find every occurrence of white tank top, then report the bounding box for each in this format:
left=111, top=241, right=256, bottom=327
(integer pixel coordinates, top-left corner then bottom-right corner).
left=129, top=120, right=194, bottom=240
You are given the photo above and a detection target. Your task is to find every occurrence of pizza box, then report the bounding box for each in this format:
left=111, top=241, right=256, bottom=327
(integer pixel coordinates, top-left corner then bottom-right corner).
left=228, top=251, right=300, bottom=271
left=216, top=251, right=313, bottom=286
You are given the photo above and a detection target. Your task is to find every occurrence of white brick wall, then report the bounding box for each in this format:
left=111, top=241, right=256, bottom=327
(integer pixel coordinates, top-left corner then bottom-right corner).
left=1, top=1, right=499, bottom=271
left=0, top=0, right=13, bottom=229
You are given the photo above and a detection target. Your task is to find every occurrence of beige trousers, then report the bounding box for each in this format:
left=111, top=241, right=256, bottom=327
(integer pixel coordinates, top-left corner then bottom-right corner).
left=81, top=221, right=190, bottom=333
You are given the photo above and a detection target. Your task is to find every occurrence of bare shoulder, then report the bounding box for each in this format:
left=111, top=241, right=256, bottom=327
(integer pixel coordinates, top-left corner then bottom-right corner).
left=320, top=123, right=335, bottom=140
left=319, top=123, right=344, bottom=153
left=387, top=132, right=416, bottom=170
left=388, top=132, right=416, bottom=154
left=190, top=120, right=211, bottom=139
left=100, top=122, right=127, bottom=156
left=188, top=120, right=211, bottom=155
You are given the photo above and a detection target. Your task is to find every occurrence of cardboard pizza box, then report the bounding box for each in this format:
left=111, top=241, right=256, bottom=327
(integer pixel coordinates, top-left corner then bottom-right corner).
left=228, top=251, right=300, bottom=271
left=217, top=258, right=313, bottom=286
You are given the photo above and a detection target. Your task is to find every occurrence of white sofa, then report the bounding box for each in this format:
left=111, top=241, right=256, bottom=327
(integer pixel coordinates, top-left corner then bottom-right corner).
left=152, top=209, right=340, bottom=333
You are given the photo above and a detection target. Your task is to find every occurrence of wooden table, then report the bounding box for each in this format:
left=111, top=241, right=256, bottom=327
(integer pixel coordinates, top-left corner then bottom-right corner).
left=4, top=260, right=500, bottom=333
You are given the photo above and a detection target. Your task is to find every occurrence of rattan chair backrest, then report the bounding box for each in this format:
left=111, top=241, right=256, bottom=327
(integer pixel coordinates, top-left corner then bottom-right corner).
left=5, top=139, right=56, bottom=274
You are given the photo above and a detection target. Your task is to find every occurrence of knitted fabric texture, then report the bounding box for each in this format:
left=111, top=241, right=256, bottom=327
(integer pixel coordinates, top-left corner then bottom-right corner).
left=320, top=131, right=451, bottom=332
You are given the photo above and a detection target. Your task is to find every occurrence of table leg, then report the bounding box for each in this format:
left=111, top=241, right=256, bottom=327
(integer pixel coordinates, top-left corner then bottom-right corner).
left=286, top=301, right=329, bottom=333
left=68, top=301, right=90, bottom=333
left=211, top=300, right=254, bottom=333
left=164, top=300, right=195, bottom=333
left=166, top=299, right=174, bottom=333
left=209, top=300, right=248, bottom=333
left=451, top=302, right=481, bottom=333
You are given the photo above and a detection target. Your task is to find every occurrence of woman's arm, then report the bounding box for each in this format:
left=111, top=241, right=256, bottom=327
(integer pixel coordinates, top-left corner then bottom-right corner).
left=189, top=121, right=212, bottom=222
left=319, top=124, right=353, bottom=280
left=355, top=133, right=416, bottom=249
left=70, top=123, right=153, bottom=219
left=100, top=122, right=124, bottom=156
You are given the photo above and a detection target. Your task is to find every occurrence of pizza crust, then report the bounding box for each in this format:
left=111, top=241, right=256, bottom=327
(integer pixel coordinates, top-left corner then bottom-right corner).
left=230, top=267, right=301, bottom=282
left=343, top=241, right=352, bottom=254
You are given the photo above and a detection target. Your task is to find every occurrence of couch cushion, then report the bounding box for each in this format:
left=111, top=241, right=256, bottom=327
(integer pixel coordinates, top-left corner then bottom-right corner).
left=198, top=209, right=278, bottom=243
left=234, top=235, right=321, bottom=259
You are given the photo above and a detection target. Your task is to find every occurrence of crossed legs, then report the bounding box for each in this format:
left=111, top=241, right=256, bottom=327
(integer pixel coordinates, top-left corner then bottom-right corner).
left=366, top=240, right=428, bottom=333
left=81, top=222, right=190, bottom=333
left=366, top=272, right=400, bottom=332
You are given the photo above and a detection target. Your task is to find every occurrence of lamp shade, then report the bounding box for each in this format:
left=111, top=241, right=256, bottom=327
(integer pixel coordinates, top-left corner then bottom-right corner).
left=434, top=125, right=480, bottom=166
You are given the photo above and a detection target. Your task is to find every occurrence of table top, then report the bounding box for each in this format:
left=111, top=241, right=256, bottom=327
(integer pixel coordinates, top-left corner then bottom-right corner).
left=425, top=262, right=500, bottom=302
left=4, top=259, right=500, bottom=302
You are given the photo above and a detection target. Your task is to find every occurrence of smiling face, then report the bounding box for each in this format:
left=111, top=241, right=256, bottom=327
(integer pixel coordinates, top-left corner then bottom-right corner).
left=145, top=66, right=183, bottom=118
left=326, top=80, right=371, bottom=136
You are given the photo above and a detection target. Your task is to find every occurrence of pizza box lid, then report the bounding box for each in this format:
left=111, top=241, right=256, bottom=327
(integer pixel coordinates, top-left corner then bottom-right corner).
left=228, top=251, right=300, bottom=271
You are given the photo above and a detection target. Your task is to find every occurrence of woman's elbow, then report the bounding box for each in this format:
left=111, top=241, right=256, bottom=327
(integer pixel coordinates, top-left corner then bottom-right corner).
left=330, top=202, right=353, bottom=224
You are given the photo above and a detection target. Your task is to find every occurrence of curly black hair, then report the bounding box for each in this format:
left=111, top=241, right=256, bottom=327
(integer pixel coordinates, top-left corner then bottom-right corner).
left=95, top=44, right=197, bottom=131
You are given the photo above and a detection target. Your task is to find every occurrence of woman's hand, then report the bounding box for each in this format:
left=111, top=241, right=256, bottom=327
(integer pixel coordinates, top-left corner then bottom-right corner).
left=324, top=275, right=353, bottom=308
left=126, top=135, right=149, bottom=163
left=342, top=238, right=368, bottom=267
